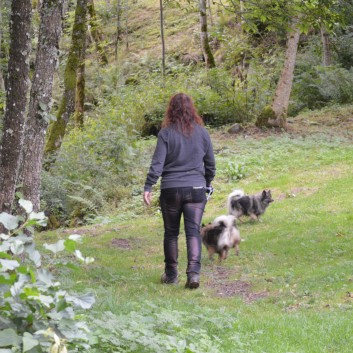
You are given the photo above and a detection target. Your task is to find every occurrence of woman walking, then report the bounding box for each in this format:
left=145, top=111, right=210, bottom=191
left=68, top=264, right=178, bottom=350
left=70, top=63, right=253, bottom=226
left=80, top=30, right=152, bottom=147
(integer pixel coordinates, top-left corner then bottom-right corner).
left=143, top=93, right=216, bottom=289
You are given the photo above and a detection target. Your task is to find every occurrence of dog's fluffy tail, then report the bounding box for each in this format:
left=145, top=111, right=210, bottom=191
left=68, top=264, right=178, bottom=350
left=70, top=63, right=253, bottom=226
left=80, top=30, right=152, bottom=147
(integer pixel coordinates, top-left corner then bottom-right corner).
left=213, top=215, right=236, bottom=228
left=227, top=189, right=245, bottom=214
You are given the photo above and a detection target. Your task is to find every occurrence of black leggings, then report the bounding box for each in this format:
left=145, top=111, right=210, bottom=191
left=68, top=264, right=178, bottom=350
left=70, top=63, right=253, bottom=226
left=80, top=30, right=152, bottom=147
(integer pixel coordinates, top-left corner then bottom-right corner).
left=160, top=187, right=206, bottom=279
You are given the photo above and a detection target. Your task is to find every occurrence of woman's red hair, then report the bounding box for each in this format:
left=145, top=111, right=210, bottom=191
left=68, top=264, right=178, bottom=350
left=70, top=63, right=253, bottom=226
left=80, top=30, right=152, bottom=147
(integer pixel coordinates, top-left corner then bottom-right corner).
left=162, top=93, right=204, bottom=135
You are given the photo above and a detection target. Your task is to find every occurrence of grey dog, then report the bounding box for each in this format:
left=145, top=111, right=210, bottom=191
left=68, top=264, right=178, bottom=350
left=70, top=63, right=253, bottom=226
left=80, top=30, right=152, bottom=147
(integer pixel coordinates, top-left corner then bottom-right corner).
left=227, top=189, right=274, bottom=221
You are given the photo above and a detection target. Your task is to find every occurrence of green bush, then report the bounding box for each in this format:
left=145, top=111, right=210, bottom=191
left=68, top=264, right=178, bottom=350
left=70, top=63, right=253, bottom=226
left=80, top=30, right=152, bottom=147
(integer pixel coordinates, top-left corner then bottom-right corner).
left=0, top=200, right=94, bottom=353
left=291, top=66, right=353, bottom=113
left=41, top=107, right=142, bottom=225
left=332, top=28, right=353, bottom=70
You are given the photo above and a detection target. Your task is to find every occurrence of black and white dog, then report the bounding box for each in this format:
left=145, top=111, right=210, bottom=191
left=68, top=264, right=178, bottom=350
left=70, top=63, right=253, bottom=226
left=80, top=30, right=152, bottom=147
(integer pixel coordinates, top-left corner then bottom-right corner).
left=200, top=215, right=241, bottom=261
left=227, top=189, right=274, bottom=222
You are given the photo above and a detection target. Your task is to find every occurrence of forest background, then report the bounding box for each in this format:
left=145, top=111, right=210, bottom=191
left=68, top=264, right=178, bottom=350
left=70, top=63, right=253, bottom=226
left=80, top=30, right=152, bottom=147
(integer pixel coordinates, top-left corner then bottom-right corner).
left=0, top=0, right=352, bottom=224
left=0, top=0, right=353, bottom=352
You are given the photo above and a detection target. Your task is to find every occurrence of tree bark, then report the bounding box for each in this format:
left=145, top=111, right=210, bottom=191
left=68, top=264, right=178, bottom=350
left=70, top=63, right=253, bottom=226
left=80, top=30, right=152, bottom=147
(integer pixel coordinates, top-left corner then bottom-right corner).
left=74, top=47, right=86, bottom=128
left=44, top=0, right=88, bottom=162
left=0, top=1, right=5, bottom=91
left=114, top=0, right=122, bottom=60
left=271, top=22, right=300, bottom=128
left=87, top=0, right=108, bottom=65
left=20, top=0, right=63, bottom=212
left=320, top=27, right=331, bottom=67
left=125, top=0, right=129, bottom=49
left=199, top=0, right=215, bottom=68
left=0, top=0, right=32, bottom=213
left=207, top=0, right=213, bottom=26
left=159, top=0, right=165, bottom=79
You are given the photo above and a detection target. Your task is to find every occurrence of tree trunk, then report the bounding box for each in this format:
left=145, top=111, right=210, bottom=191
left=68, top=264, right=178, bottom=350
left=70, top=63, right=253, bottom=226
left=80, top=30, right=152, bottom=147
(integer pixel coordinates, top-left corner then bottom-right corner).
left=125, top=0, right=129, bottom=49
left=207, top=0, right=213, bottom=26
left=87, top=0, right=108, bottom=65
left=199, top=0, right=215, bottom=68
left=20, top=0, right=63, bottom=212
left=271, top=22, right=300, bottom=128
left=44, top=0, right=88, bottom=162
left=320, top=27, right=331, bottom=67
left=114, top=0, right=122, bottom=60
left=74, top=48, right=86, bottom=128
left=0, top=0, right=32, bottom=213
left=159, top=0, right=165, bottom=79
left=0, top=1, right=5, bottom=91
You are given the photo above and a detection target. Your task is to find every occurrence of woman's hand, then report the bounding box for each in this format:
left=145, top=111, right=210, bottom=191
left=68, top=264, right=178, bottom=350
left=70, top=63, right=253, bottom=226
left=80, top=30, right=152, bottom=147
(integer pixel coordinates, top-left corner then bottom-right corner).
left=143, top=191, right=152, bottom=206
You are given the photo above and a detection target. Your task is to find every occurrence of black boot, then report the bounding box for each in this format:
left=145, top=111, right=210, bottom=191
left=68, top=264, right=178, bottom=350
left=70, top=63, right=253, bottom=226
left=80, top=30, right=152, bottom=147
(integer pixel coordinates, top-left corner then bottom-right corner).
left=161, top=273, right=179, bottom=284
left=185, top=272, right=200, bottom=289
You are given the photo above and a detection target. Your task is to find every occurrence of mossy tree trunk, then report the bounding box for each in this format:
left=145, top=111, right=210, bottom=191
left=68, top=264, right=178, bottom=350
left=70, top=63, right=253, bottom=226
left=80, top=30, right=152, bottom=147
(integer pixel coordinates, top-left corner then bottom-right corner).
left=44, top=0, right=88, bottom=163
left=20, top=0, right=64, bottom=211
left=0, top=0, right=31, bottom=213
left=270, top=21, right=300, bottom=128
left=88, top=0, right=108, bottom=65
left=199, top=0, right=215, bottom=68
left=74, top=46, right=86, bottom=128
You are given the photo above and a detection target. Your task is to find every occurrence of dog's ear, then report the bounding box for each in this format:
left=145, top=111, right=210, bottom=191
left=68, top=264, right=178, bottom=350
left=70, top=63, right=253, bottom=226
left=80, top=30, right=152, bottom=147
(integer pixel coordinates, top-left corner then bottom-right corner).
left=261, top=190, right=267, bottom=199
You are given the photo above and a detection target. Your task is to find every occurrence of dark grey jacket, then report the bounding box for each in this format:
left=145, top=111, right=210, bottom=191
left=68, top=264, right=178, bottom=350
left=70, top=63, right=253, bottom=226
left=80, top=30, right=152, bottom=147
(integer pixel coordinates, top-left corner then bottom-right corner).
left=144, top=124, right=216, bottom=192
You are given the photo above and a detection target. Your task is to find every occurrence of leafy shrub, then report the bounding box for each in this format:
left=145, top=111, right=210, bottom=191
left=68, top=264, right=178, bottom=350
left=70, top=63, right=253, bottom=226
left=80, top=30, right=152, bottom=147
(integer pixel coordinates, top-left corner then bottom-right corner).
left=291, top=66, right=353, bottom=113
left=224, top=161, right=247, bottom=181
left=87, top=303, right=238, bottom=353
left=332, top=28, right=353, bottom=70
left=0, top=200, right=95, bottom=353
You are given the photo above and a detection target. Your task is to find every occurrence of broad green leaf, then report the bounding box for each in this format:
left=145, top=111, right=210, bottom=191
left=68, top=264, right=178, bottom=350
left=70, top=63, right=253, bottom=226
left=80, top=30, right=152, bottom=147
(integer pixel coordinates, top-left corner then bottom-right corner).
left=56, top=298, right=69, bottom=312
left=0, top=273, right=16, bottom=285
left=39, top=102, right=47, bottom=111
left=29, top=211, right=46, bottom=220
left=0, top=252, right=11, bottom=259
left=0, top=243, right=10, bottom=253
left=0, top=328, right=20, bottom=347
left=0, top=259, right=19, bottom=271
left=68, top=234, right=82, bottom=242
left=67, top=292, right=95, bottom=309
left=23, top=332, right=39, bottom=352
left=11, top=275, right=28, bottom=296
left=74, top=249, right=84, bottom=262
left=28, top=212, right=48, bottom=227
left=23, top=287, right=40, bottom=297
left=44, top=240, right=65, bottom=254
left=15, top=191, right=24, bottom=199
left=74, top=250, right=95, bottom=264
left=10, top=239, right=25, bottom=255
left=28, top=212, right=47, bottom=226
left=19, top=199, right=33, bottom=214
left=0, top=233, right=10, bottom=241
left=64, top=239, right=76, bottom=252
left=84, top=257, right=94, bottom=264
left=28, top=248, right=41, bottom=268
left=0, top=213, right=21, bottom=231
left=35, top=295, right=54, bottom=307
left=36, top=269, right=54, bottom=286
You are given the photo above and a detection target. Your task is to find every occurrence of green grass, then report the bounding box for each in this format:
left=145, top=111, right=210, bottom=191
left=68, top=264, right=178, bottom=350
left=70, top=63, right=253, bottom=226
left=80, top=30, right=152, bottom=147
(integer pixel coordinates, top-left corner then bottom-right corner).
left=38, top=122, right=353, bottom=352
